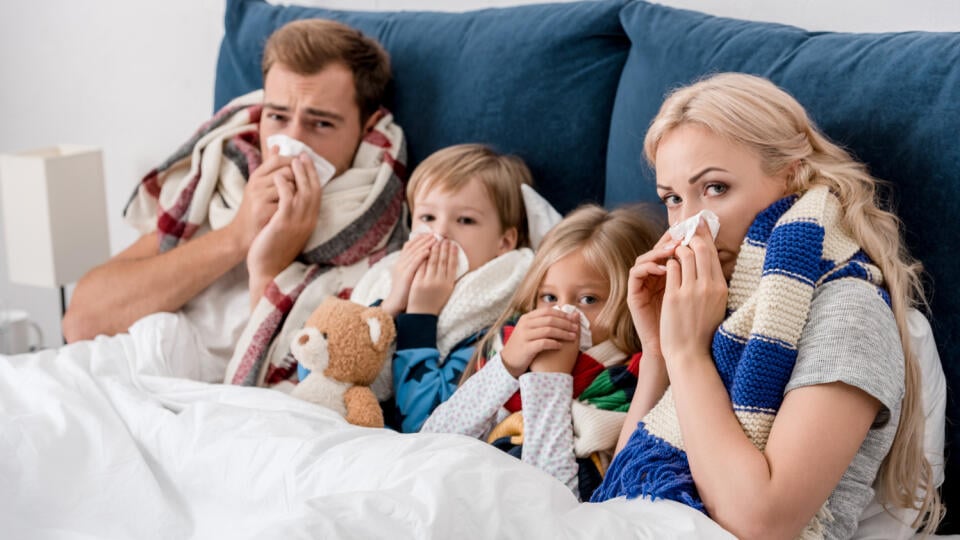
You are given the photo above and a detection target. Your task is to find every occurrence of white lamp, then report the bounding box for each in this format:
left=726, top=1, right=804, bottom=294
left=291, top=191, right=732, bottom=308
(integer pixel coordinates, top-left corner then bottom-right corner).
left=0, top=145, right=110, bottom=316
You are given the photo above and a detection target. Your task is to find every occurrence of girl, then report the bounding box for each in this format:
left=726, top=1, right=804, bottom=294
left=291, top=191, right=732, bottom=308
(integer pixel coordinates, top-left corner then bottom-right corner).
left=592, top=73, right=942, bottom=539
left=421, top=205, right=662, bottom=501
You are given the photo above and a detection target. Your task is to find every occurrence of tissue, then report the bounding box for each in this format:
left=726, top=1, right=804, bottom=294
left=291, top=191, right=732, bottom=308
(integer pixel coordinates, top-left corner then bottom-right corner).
left=409, top=224, right=470, bottom=280
left=266, top=134, right=337, bottom=187
left=668, top=209, right=720, bottom=247
left=554, top=304, right=592, bottom=351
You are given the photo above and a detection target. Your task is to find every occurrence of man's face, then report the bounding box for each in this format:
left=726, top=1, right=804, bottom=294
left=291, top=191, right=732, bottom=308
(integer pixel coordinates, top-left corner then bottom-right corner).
left=259, top=62, right=370, bottom=177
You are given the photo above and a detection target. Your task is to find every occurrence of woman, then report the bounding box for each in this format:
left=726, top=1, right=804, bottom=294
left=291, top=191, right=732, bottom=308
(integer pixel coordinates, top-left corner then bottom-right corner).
left=592, top=73, right=941, bottom=539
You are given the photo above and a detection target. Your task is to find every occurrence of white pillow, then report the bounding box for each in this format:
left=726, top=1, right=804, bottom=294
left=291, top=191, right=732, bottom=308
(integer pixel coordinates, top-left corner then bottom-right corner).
left=853, top=309, right=946, bottom=539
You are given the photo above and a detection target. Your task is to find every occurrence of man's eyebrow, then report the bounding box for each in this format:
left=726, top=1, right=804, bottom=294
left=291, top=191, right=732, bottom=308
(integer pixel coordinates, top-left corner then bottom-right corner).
left=655, top=166, right=729, bottom=191
left=262, top=103, right=345, bottom=123
left=305, top=107, right=345, bottom=122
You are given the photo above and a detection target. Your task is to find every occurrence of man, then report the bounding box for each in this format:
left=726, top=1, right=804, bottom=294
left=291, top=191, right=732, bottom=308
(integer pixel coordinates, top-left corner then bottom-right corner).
left=63, top=20, right=395, bottom=374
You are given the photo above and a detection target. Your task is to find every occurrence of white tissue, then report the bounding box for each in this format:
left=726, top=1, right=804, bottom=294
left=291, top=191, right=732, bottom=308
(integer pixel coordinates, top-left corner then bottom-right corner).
left=266, top=134, right=337, bottom=187
left=409, top=224, right=471, bottom=280
left=554, top=304, right=592, bottom=352
left=668, top=209, right=720, bottom=247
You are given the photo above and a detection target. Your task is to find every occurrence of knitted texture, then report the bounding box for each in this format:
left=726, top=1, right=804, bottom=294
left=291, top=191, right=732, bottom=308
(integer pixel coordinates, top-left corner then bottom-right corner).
left=591, top=187, right=886, bottom=537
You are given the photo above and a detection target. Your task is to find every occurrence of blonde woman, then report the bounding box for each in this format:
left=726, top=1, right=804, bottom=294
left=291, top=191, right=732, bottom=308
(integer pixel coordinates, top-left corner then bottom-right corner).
left=422, top=205, right=662, bottom=501
left=592, top=73, right=941, bottom=539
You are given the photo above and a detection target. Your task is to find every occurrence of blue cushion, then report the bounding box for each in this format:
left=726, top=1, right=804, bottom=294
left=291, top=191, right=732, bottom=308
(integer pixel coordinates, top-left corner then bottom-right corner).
left=215, top=0, right=629, bottom=214
left=606, top=1, right=960, bottom=531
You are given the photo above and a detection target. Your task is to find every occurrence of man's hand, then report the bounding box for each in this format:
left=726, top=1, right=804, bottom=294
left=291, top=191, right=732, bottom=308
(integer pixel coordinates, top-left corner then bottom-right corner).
left=406, top=240, right=458, bottom=316
left=227, top=146, right=294, bottom=252
left=247, top=153, right=323, bottom=307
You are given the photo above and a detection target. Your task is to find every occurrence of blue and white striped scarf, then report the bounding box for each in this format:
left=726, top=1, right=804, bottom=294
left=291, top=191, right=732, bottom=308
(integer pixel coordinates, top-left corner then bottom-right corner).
left=592, top=186, right=887, bottom=533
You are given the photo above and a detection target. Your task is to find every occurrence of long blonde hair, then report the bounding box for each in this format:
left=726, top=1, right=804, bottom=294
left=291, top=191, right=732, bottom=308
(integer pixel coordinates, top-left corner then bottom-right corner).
left=461, top=204, right=663, bottom=382
left=643, top=72, right=941, bottom=531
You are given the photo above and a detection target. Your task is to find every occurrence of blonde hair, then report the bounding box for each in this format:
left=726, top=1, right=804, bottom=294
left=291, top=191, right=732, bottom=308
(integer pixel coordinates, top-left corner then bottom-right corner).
left=261, top=19, right=390, bottom=123
left=461, top=204, right=664, bottom=382
left=643, top=72, right=941, bottom=531
left=407, top=144, right=533, bottom=248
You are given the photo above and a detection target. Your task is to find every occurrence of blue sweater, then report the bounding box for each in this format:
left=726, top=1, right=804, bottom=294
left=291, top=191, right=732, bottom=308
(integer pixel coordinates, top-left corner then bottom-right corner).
left=389, top=313, right=482, bottom=433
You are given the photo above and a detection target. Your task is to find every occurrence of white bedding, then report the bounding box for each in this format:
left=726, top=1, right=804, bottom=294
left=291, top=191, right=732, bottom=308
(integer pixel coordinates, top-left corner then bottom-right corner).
left=0, top=313, right=733, bottom=540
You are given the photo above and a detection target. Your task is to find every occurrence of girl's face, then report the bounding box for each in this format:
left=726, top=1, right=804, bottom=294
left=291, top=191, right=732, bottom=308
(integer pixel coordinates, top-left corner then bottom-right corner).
left=412, top=177, right=517, bottom=271
left=654, top=123, right=792, bottom=281
left=535, top=249, right=610, bottom=345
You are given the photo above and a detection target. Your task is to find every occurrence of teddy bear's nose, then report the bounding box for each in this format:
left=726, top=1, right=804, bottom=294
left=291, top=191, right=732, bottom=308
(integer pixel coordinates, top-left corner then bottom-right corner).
left=298, top=334, right=310, bottom=346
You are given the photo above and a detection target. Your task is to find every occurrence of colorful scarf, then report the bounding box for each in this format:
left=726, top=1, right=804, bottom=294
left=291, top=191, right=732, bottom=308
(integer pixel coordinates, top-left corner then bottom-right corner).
left=480, top=322, right=642, bottom=500
left=592, top=187, right=887, bottom=535
left=123, top=90, right=408, bottom=388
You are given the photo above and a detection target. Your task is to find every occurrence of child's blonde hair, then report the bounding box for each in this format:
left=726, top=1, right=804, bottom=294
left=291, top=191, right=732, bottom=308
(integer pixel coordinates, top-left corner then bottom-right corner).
left=406, top=144, right=533, bottom=248
left=461, top=204, right=664, bottom=382
left=643, top=72, right=942, bottom=531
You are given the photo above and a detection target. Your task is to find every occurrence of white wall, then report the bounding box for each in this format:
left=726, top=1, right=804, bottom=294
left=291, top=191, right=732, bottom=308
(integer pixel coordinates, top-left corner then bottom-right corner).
left=1, top=0, right=957, bottom=349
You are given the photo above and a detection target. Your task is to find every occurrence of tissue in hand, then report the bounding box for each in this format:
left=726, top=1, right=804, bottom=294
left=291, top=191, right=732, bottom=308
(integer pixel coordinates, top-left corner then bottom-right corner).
left=409, top=224, right=470, bottom=280
left=554, top=304, right=592, bottom=351
left=668, top=210, right=720, bottom=247
left=266, top=134, right=337, bottom=187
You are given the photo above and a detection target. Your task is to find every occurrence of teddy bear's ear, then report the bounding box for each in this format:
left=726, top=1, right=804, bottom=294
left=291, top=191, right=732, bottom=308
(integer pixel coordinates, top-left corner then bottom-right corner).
left=361, top=307, right=396, bottom=353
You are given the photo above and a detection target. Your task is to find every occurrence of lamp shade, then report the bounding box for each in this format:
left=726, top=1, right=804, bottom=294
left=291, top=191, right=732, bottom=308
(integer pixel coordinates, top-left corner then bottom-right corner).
left=0, top=145, right=110, bottom=288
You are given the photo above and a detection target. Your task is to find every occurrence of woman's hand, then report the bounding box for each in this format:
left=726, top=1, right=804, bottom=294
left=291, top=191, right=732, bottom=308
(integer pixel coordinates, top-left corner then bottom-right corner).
left=247, top=153, right=323, bottom=306
left=380, top=233, right=437, bottom=317
left=406, top=239, right=459, bottom=316
left=500, top=308, right=579, bottom=378
left=659, top=222, right=727, bottom=368
left=627, top=230, right=680, bottom=359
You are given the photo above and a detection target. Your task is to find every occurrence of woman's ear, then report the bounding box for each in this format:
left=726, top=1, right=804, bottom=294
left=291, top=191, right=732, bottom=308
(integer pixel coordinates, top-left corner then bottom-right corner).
left=498, top=227, right=519, bottom=254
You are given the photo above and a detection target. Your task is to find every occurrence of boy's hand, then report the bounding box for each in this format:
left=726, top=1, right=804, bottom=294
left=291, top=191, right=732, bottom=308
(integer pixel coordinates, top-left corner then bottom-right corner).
left=500, top=308, right=579, bottom=378
left=406, top=239, right=458, bottom=316
left=380, top=233, right=436, bottom=317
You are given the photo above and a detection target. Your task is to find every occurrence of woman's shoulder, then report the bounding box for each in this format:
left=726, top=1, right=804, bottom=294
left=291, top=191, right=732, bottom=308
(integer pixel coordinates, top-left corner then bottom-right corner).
left=787, top=278, right=905, bottom=411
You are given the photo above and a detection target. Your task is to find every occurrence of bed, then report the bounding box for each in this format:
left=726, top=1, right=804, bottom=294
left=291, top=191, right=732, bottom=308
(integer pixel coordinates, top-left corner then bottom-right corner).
left=4, top=0, right=960, bottom=537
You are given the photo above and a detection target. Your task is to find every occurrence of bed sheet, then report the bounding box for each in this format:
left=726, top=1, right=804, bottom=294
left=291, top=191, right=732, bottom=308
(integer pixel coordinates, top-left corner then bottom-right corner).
left=0, top=313, right=733, bottom=540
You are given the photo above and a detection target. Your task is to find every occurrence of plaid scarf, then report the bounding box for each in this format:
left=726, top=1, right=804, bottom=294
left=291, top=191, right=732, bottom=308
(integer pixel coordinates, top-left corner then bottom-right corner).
left=123, top=90, right=407, bottom=388
left=592, top=187, right=887, bottom=536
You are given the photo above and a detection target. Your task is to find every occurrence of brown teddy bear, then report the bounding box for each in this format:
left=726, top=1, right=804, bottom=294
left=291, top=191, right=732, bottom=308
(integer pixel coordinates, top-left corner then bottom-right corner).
left=290, top=296, right=395, bottom=428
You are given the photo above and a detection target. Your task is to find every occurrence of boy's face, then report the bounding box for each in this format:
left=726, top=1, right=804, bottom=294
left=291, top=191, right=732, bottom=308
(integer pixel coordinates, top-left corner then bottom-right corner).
left=411, top=177, right=518, bottom=271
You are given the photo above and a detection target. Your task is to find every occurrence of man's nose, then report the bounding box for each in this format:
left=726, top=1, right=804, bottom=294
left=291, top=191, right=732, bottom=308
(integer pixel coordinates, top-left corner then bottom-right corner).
left=285, top=120, right=307, bottom=143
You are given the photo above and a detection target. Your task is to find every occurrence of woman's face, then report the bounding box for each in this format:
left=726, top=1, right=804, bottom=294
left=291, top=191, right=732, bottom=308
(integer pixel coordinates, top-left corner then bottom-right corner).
left=654, top=123, right=792, bottom=280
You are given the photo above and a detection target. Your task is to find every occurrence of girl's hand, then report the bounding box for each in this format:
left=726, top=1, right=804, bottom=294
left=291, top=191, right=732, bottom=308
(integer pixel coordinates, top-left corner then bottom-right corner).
left=380, top=233, right=437, bottom=316
left=627, top=230, right=680, bottom=359
left=528, top=332, right=579, bottom=374
left=500, top=308, right=579, bottom=378
left=406, top=239, right=459, bottom=316
left=659, top=222, right=727, bottom=368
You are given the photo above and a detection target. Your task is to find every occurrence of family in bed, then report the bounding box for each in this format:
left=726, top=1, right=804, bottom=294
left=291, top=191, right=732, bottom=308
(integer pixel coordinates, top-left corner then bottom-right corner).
left=59, top=18, right=942, bottom=539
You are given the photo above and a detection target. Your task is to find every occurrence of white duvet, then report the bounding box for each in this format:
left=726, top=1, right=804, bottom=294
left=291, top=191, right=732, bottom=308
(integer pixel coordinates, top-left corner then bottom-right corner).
left=0, top=313, right=733, bottom=540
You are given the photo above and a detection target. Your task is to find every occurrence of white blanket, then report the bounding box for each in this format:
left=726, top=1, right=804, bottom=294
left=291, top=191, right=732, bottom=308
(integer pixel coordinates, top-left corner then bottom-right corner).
left=0, top=313, right=733, bottom=540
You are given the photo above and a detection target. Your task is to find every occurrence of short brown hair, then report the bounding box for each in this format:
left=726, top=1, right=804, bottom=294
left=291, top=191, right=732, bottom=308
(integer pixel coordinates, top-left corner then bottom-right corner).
left=261, top=19, right=391, bottom=122
left=406, top=144, right=533, bottom=249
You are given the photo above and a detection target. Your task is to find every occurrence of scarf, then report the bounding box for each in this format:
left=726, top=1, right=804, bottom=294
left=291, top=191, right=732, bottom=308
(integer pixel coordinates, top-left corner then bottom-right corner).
left=122, top=90, right=408, bottom=388
left=592, top=187, right=887, bottom=536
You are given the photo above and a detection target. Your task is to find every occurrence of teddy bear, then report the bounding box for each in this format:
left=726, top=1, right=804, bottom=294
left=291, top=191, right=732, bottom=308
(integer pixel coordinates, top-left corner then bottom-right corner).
left=290, top=296, right=395, bottom=428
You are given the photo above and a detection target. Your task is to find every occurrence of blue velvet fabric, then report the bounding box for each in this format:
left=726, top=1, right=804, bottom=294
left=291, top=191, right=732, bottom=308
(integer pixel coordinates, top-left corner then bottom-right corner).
left=215, top=0, right=629, bottom=214
left=606, top=2, right=960, bottom=531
